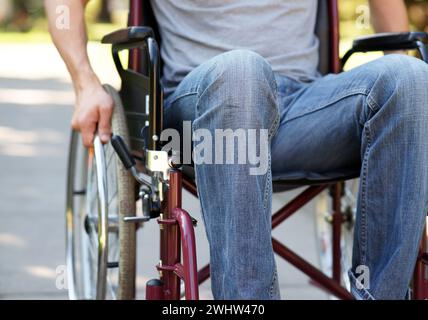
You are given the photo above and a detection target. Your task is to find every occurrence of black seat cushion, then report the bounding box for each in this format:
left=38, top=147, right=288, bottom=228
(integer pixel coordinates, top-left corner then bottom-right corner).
left=181, top=165, right=359, bottom=193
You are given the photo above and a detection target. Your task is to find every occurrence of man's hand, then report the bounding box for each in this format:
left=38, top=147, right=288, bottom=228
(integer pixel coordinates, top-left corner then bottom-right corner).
left=45, top=0, right=112, bottom=147
left=72, top=79, right=114, bottom=147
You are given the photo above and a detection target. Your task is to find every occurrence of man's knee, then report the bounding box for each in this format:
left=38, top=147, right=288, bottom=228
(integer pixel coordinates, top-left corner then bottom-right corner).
left=215, top=49, right=276, bottom=86
left=196, top=49, right=278, bottom=125
left=369, top=54, right=428, bottom=115
left=198, top=50, right=276, bottom=102
left=385, top=54, right=428, bottom=82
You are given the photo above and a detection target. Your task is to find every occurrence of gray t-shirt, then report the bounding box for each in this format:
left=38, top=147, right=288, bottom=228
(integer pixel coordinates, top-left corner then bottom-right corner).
left=150, top=0, right=319, bottom=96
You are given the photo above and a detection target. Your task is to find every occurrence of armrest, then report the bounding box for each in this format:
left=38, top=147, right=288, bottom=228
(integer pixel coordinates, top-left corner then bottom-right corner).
left=352, top=32, right=428, bottom=52
left=101, top=26, right=158, bottom=75
left=101, top=26, right=154, bottom=46
left=102, top=26, right=162, bottom=151
left=342, top=32, right=428, bottom=67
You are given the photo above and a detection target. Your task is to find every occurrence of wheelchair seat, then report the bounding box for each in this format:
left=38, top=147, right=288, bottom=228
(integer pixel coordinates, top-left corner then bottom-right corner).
left=181, top=164, right=359, bottom=193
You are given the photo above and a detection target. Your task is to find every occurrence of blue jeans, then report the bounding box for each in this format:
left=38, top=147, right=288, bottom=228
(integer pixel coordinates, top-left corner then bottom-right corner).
left=163, top=50, right=428, bottom=300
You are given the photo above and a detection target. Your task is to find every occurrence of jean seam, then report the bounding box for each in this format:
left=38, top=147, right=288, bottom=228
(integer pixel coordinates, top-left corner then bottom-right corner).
left=366, top=93, right=381, bottom=113
left=263, top=111, right=279, bottom=212
left=268, top=111, right=280, bottom=139
left=283, top=88, right=370, bottom=124
left=359, top=123, right=372, bottom=266
left=263, top=154, right=272, bottom=213
left=165, top=91, right=198, bottom=112
left=269, top=269, right=278, bottom=299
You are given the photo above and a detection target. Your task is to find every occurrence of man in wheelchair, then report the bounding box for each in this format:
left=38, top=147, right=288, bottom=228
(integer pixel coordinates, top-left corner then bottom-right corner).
left=45, top=0, right=428, bottom=300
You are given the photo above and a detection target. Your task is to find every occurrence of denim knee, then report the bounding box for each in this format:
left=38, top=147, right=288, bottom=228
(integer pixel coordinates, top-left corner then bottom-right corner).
left=195, top=49, right=279, bottom=131
left=367, top=54, right=428, bottom=116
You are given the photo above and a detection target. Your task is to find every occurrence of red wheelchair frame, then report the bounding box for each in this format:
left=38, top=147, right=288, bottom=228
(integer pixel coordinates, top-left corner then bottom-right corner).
left=106, top=0, right=428, bottom=300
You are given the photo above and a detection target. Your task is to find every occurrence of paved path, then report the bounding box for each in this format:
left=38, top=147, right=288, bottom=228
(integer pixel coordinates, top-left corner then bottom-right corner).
left=0, top=43, right=329, bottom=300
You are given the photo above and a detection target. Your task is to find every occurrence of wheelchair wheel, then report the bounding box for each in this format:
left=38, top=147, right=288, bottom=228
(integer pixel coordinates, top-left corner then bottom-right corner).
left=314, top=180, right=358, bottom=292
left=65, top=85, right=136, bottom=299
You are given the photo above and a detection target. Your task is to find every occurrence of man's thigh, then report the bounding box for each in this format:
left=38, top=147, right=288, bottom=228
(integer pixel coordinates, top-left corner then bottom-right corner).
left=271, top=57, right=392, bottom=181
left=163, top=53, right=218, bottom=134
left=165, top=55, right=396, bottom=181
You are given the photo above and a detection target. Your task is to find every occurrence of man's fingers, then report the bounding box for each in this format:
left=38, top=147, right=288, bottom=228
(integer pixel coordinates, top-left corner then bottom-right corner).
left=71, top=114, right=79, bottom=130
left=98, top=100, right=114, bottom=144
left=81, top=122, right=96, bottom=148
left=71, top=86, right=113, bottom=147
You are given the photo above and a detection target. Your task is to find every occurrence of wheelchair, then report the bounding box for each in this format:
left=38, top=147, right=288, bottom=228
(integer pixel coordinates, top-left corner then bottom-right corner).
left=65, top=0, right=428, bottom=300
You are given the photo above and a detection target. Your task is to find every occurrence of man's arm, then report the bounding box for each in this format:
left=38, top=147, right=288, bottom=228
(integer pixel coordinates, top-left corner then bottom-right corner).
left=45, top=0, right=113, bottom=147
left=369, top=0, right=409, bottom=33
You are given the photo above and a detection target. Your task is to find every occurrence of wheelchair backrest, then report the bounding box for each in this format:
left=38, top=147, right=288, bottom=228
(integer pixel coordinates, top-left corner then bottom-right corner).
left=137, top=0, right=339, bottom=76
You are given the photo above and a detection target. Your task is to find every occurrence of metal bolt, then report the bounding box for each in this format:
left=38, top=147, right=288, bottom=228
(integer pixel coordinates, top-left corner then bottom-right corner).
left=159, top=213, right=164, bottom=230
left=159, top=260, right=163, bottom=278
